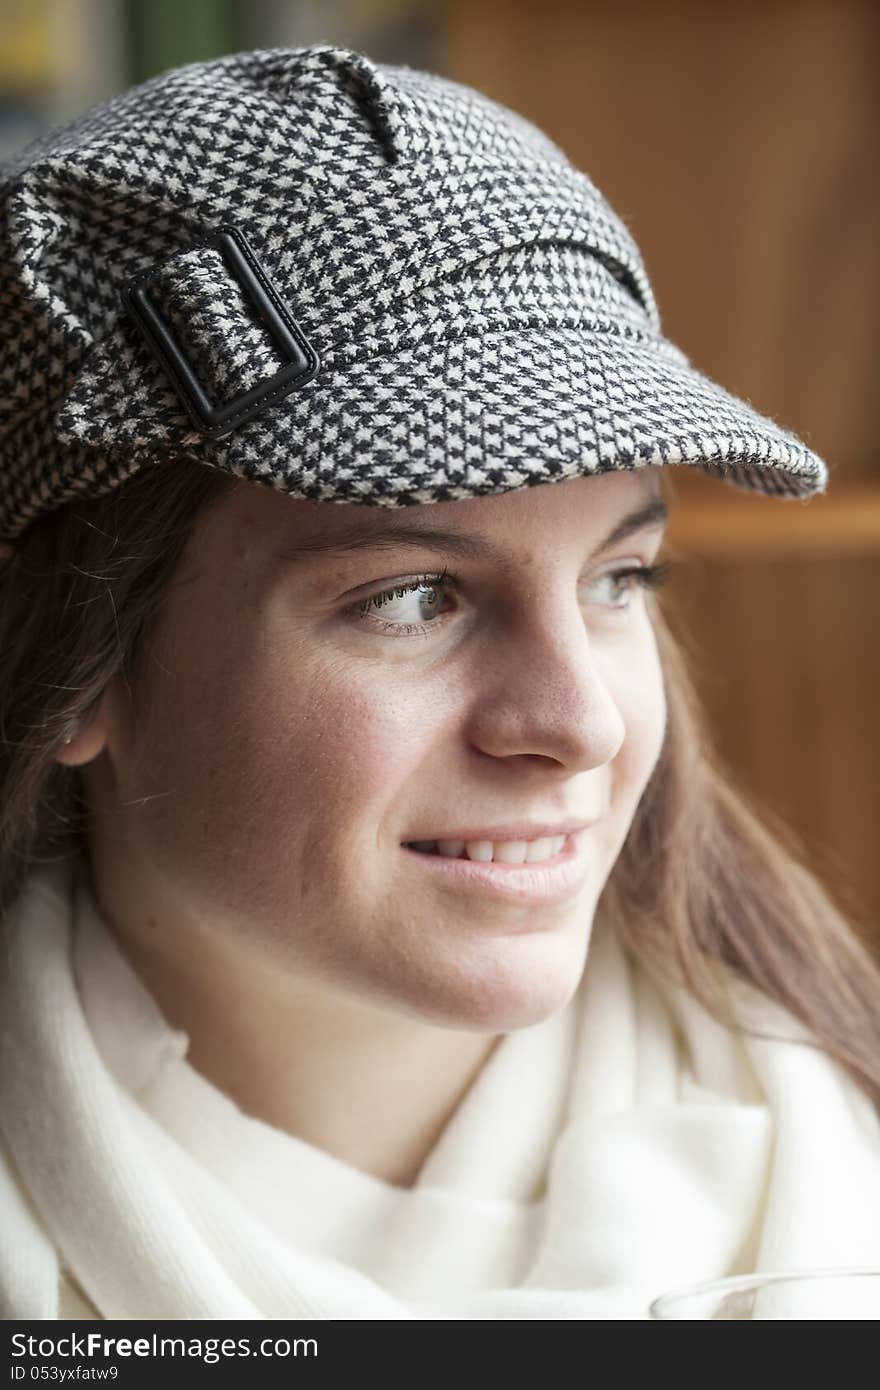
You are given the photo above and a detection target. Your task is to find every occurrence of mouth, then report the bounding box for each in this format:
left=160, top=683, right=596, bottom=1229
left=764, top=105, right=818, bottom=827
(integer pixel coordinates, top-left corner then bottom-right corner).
left=401, top=829, right=591, bottom=905
left=403, top=834, right=570, bottom=867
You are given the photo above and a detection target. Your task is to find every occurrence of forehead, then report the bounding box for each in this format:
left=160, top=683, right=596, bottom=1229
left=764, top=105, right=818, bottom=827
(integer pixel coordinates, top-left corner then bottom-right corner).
left=220, top=467, right=668, bottom=566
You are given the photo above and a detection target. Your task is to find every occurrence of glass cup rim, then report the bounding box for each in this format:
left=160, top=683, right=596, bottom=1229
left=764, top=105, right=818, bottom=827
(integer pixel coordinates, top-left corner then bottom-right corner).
left=648, top=1265, right=880, bottom=1319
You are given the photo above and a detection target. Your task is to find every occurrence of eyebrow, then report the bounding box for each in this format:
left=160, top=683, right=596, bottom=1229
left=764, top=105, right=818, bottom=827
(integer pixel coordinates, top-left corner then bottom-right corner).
left=278, top=495, right=669, bottom=570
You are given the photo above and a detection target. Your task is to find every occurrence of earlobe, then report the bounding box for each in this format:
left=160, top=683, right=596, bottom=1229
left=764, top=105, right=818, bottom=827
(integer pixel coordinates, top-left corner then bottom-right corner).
left=54, top=687, right=116, bottom=767
left=55, top=719, right=110, bottom=767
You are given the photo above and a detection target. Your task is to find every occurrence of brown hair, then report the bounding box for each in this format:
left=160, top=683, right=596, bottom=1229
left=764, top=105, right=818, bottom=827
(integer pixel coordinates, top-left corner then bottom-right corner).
left=2, top=459, right=879, bottom=1110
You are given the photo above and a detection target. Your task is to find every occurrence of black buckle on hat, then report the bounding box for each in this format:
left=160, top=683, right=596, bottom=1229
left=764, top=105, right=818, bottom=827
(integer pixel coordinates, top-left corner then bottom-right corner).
left=121, top=226, right=320, bottom=437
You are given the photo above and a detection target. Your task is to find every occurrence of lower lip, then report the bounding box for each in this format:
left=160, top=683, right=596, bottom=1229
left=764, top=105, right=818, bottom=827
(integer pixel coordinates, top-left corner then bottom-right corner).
left=401, top=830, right=591, bottom=904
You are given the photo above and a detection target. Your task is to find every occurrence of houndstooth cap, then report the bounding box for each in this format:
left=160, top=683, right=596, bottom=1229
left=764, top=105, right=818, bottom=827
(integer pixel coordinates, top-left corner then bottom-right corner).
left=0, top=45, right=828, bottom=542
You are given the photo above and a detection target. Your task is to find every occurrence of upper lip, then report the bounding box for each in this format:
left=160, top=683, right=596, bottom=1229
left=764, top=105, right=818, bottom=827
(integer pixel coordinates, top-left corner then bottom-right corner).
left=403, top=818, right=595, bottom=843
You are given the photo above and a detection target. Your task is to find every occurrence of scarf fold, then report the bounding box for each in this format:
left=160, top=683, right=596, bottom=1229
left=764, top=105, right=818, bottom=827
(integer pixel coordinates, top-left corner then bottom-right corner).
left=1, top=854, right=878, bottom=1320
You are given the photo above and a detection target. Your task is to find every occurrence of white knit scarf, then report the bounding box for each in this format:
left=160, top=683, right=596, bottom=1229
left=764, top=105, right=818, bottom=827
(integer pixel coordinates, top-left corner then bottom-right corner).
left=1, top=854, right=878, bottom=1320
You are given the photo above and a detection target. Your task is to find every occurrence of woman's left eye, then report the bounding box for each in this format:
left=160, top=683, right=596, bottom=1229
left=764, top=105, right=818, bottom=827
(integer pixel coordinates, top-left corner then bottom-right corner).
left=347, top=561, right=672, bottom=639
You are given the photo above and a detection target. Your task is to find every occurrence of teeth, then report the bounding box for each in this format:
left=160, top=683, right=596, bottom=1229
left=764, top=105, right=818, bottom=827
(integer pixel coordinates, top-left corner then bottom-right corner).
left=463, top=840, right=494, bottom=862
left=494, top=841, right=528, bottom=863
left=411, top=835, right=567, bottom=863
left=437, top=840, right=466, bottom=858
left=525, top=836, right=565, bottom=862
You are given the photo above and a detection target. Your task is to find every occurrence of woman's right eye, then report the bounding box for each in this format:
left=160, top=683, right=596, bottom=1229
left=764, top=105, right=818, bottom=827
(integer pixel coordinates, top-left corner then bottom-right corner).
left=350, top=572, right=456, bottom=638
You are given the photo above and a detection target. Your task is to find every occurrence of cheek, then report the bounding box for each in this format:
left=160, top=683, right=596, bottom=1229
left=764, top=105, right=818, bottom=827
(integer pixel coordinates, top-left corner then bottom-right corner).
left=244, top=663, right=435, bottom=847
left=126, top=624, right=436, bottom=873
left=607, top=631, right=667, bottom=824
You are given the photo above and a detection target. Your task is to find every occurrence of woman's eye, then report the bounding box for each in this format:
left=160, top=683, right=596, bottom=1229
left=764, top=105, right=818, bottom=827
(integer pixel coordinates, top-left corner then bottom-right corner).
left=348, top=561, right=672, bottom=639
left=591, top=562, right=672, bottom=609
left=350, top=572, right=454, bottom=637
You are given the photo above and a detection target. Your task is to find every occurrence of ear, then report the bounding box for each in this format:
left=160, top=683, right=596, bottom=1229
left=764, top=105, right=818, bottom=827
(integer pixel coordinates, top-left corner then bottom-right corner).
left=54, top=682, right=118, bottom=767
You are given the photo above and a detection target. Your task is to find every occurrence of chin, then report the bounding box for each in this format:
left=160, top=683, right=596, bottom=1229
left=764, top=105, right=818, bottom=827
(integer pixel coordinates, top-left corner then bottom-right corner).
left=411, top=932, right=591, bottom=1033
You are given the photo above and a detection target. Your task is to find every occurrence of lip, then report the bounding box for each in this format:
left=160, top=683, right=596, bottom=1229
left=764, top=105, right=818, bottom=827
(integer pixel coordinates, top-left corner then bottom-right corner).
left=401, top=818, right=594, bottom=843
left=401, top=828, right=592, bottom=905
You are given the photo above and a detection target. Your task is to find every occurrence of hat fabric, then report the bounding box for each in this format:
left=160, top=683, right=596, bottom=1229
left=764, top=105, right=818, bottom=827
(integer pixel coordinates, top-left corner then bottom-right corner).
left=0, top=45, right=827, bottom=542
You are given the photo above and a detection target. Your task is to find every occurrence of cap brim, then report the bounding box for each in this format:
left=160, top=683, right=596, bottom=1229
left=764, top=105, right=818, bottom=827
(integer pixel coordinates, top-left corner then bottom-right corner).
left=228, top=325, right=827, bottom=505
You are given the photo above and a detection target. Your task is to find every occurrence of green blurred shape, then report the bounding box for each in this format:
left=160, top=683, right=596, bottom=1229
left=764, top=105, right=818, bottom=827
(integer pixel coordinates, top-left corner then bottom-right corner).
left=127, top=0, right=242, bottom=82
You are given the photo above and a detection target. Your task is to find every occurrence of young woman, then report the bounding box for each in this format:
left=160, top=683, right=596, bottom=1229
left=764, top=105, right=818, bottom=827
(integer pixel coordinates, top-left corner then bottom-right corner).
left=1, top=45, right=877, bottom=1321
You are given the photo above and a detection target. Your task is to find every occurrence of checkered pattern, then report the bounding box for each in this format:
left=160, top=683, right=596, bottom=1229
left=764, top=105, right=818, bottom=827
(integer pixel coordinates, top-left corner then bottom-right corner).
left=0, top=45, right=827, bottom=541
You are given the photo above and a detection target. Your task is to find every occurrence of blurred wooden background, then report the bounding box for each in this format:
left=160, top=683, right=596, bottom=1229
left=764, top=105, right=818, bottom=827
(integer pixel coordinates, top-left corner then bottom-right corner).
left=444, top=0, right=880, bottom=943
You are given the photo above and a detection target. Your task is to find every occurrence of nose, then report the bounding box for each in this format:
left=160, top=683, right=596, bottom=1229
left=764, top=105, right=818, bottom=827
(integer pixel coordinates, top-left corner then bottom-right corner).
left=464, top=595, right=627, bottom=772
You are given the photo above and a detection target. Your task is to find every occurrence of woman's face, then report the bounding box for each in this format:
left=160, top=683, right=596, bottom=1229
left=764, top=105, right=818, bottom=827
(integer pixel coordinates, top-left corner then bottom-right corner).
left=81, top=467, right=668, bottom=1033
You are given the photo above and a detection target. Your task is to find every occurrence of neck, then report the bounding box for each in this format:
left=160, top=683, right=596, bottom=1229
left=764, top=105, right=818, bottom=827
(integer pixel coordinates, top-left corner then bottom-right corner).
left=85, top=862, right=500, bottom=1189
